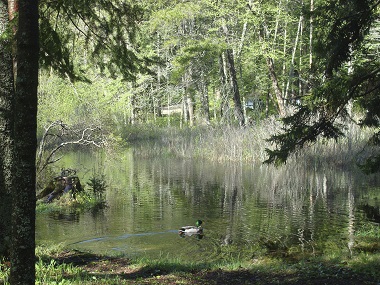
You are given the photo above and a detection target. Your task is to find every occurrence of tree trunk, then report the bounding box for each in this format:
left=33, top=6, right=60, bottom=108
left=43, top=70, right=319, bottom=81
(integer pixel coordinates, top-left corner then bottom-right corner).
left=129, top=93, right=136, bottom=124
left=7, top=0, right=17, bottom=83
left=309, top=0, right=314, bottom=69
left=285, top=14, right=303, bottom=101
left=155, top=33, right=162, bottom=119
left=10, top=0, right=39, bottom=284
left=221, top=22, right=244, bottom=126
left=218, top=53, right=229, bottom=119
left=225, top=49, right=245, bottom=127
left=182, top=94, right=189, bottom=123
left=182, top=70, right=194, bottom=126
left=0, top=0, right=14, bottom=258
left=266, top=57, right=287, bottom=117
left=199, top=71, right=210, bottom=124
left=186, top=95, right=194, bottom=126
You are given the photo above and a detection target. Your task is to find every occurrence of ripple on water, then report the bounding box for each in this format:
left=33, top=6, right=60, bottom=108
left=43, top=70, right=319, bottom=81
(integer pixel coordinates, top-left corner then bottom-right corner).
left=70, top=230, right=223, bottom=262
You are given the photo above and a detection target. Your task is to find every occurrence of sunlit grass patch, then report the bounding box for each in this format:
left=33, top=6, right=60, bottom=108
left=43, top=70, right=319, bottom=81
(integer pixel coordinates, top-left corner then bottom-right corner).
left=0, top=258, right=10, bottom=284
left=36, top=243, right=67, bottom=259
left=132, top=255, right=210, bottom=273
left=35, top=259, right=85, bottom=285
left=351, top=222, right=380, bottom=257
left=356, top=222, right=380, bottom=239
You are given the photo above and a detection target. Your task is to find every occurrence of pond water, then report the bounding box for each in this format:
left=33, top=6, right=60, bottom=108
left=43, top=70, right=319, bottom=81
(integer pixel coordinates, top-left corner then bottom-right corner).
left=36, top=149, right=380, bottom=262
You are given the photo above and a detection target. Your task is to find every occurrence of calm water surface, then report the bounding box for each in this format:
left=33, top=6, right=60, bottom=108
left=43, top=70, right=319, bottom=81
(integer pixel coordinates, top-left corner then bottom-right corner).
left=36, top=150, right=380, bottom=262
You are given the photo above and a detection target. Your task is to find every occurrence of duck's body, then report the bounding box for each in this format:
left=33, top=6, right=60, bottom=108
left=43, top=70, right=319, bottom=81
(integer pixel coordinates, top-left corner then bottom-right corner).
left=178, top=225, right=203, bottom=235
left=178, top=220, right=203, bottom=236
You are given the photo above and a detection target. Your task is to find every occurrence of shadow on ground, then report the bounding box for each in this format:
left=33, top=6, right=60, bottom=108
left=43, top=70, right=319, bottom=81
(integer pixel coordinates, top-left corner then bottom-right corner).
left=45, top=250, right=379, bottom=285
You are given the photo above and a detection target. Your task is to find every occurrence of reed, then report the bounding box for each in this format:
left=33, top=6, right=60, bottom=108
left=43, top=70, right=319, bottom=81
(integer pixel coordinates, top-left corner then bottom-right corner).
left=124, top=117, right=374, bottom=170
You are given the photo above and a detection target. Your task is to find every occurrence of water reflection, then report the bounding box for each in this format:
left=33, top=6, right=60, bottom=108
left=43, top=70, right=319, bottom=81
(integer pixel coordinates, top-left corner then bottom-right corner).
left=35, top=150, right=380, bottom=261
left=357, top=204, right=380, bottom=223
left=178, top=232, right=204, bottom=240
left=48, top=211, right=80, bottom=223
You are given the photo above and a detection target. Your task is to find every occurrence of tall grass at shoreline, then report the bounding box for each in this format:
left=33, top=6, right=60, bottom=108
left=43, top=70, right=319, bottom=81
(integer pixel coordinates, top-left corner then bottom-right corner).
left=123, top=117, right=374, bottom=170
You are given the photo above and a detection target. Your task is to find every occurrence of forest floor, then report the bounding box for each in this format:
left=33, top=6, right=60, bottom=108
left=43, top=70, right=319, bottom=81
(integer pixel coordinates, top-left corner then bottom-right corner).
left=42, top=249, right=379, bottom=285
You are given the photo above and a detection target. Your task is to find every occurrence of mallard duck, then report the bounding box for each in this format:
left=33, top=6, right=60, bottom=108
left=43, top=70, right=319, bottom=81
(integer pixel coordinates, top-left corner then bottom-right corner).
left=178, top=220, right=203, bottom=236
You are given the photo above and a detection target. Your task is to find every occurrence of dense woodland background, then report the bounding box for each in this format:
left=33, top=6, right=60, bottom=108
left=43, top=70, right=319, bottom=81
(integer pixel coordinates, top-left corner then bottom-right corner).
left=2, top=0, right=380, bottom=284
left=40, top=0, right=319, bottom=128
left=37, top=0, right=380, bottom=168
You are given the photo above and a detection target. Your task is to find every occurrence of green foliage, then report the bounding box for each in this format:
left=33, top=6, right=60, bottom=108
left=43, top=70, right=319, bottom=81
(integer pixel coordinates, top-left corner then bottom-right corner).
left=87, top=173, right=107, bottom=200
left=36, top=172, right=108, bottom=214
left=39, top=17, right=84, bottom=81
left=0, top=259, right=10, bottom=284
left=35, top=259, right=82, bottom=285
left=171, top=39, right=222, bottom=82
left=313, top=0, right=376, bottom=75
left=264, top=105, right=345, bottom=165
left=265, top=0, right=380, bottom=171
left=39, top=0, right=147, bottom=81
left=38, top=70, right=132, bottom=136
left=356, top=223, right=380, bottom=239
left=37, top=0, right=319, bottom=129
left=358, top=150, right=380, bottom=174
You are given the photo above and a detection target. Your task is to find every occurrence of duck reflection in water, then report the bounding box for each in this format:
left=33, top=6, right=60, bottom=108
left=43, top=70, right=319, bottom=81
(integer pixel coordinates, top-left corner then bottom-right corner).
left=178, top=220, right=204, bottom=239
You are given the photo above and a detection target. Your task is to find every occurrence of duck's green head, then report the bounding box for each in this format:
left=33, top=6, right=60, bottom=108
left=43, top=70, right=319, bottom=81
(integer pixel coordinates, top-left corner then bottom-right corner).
left=196, top=220, right=203, bottom=227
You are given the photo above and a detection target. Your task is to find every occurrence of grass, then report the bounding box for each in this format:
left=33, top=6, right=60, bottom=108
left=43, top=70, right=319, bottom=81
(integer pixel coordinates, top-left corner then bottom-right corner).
left=36, top=173, right=108, bottom=214
left=36, top=192, right=106, bottom=215
left=356, top=223, right=380, bottom=239
left=122, top=117, right=374, bottom=170
left=1, top=230, right=380, bottom=285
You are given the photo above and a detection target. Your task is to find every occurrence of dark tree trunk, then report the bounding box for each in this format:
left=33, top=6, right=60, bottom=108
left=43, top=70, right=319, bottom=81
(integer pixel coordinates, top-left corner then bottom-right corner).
left=199, top=71, right=210, bottom=124
left=0, top=0, right=15, bottom=258
left=225, top=49, right=245, bottom=127
left=10, top=0, right=39, bottom=284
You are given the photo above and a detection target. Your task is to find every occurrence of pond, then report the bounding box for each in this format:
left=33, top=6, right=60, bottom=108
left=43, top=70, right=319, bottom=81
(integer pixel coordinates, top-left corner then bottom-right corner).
left=36, top=149, right=380, bottom=262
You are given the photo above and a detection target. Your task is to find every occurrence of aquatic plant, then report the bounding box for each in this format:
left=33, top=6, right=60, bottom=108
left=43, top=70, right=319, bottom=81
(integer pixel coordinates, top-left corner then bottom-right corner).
left=35, top=166, right=108, bottom=214
left=87, top=174, right=107, bottom=200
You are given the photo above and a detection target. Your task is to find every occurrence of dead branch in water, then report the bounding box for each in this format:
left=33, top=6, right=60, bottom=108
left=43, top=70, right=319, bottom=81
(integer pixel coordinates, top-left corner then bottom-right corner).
left=36, top=120, right=107, bottom=173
